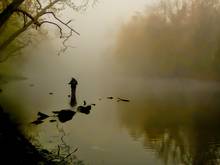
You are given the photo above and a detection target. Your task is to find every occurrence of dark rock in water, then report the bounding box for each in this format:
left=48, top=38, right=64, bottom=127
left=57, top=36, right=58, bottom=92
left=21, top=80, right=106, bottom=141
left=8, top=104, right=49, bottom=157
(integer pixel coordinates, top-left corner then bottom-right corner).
left=49, top=92, right=54, bottom=95
left=68, top=95, right=71, bottom=98
left=0, top=89, right=2, bottom=93
left=53, top=109, right=76, bottom=123
left=49, top=119, right=57, bottom=123
left=31, top=120, right=44, bottom=125
left=107, top=96, right=114, bottom=99
left=117, top=98, right=130, bottom=102
left=83, top=100, right=86, bottom=105
left=31, top=112, right=49, bottom=125
left=77, top=105, right=92, bottom=115
left=37, top=112, right=49, bottom=120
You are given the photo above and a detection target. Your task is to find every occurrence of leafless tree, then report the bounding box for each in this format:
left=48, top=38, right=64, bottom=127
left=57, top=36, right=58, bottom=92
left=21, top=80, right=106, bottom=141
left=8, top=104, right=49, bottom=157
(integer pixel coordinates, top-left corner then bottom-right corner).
left=0, top=0, right=95, bottom=61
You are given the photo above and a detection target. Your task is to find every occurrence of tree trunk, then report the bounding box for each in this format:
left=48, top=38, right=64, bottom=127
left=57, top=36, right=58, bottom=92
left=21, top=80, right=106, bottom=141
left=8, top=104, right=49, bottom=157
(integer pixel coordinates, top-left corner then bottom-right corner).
left=0, top=0, right=25, bottom=28
left=0, top=0, right=60, bottom=58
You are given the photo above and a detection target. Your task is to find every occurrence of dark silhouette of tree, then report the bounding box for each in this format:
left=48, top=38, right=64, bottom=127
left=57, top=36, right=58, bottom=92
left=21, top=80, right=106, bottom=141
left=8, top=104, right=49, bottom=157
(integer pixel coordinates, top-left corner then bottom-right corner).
left=0, top=0, right=95, bottom=60
left=0, top=0, right=25, bottom=28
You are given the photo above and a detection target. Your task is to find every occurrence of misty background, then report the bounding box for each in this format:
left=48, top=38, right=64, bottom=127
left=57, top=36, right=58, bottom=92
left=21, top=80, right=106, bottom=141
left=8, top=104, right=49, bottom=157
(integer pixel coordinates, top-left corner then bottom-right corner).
left=112, top=0, right=220, bottom=80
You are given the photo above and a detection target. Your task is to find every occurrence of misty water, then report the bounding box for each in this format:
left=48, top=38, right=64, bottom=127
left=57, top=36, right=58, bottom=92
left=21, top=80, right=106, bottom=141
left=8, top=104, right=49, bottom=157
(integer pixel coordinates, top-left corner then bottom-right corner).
left=1, top=0, right=220, bottom=164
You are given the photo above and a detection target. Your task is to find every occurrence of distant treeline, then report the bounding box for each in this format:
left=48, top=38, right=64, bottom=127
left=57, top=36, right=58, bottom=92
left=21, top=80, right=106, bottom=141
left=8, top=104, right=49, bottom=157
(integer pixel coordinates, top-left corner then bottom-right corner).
left=115, top=0, right=220, bottom=80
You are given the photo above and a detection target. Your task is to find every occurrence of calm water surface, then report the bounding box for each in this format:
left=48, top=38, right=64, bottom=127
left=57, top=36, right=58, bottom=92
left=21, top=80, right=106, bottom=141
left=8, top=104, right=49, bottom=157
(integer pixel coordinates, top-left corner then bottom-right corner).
left=1, top=0, right=220, bottom=165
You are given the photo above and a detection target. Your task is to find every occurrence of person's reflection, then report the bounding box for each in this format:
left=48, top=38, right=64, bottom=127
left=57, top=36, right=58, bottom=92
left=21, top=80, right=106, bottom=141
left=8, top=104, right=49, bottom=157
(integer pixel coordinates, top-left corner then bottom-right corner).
left=69, top=78, right=78, bottom=107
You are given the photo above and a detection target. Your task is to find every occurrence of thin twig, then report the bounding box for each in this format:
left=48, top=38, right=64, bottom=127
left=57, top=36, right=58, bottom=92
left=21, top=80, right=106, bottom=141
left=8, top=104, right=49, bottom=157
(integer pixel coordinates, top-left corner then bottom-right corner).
left=42, top=11, right=80, bottom=35
left=57, top=145, right=60, bottom=156
left=60, top=148, right=78, bottom=162
left=39, top=21, right=63, bottom=38
left=35, top=0, right=42, bottom=10
left=14, top=8, right=40, bottom=26
left=58, top=30, right=74, bottom=55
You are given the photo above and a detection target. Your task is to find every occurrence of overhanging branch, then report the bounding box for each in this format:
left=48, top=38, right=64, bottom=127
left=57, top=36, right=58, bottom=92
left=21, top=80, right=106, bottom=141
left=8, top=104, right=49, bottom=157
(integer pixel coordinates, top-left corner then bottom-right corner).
left=42, top=11, right=80, bottom=35
left=14, top=8, right=40, bottom=26
left=35, top=0, right=42, bottom=10
left=39, top=20, right=63, bottom=38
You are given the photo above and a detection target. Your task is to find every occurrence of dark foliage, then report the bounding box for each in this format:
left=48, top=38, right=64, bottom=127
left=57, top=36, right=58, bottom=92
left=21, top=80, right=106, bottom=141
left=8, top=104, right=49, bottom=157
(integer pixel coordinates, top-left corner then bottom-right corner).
left=0, top=105, right=58, bottom=165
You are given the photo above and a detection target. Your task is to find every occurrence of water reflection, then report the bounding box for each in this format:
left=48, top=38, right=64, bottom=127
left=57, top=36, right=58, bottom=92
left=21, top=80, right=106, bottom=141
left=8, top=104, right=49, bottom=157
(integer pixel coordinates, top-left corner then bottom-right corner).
left=117, top=80, right=220, bottom=165
left=31, top=78, right=96, bottom=124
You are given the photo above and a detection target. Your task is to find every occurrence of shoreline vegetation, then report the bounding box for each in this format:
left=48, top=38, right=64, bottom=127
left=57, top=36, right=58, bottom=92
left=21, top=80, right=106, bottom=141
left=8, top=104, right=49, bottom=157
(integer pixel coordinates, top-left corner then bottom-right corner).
left=114, top=0, right=220, bottom=81
left=0, top=77, right=85, bottom=165
left=0, top=105, right=68, bottom=165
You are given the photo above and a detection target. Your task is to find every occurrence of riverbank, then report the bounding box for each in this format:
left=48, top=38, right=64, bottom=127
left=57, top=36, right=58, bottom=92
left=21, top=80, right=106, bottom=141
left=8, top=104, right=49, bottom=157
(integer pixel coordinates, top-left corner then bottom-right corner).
left=0, top=105, right=60, bottom=165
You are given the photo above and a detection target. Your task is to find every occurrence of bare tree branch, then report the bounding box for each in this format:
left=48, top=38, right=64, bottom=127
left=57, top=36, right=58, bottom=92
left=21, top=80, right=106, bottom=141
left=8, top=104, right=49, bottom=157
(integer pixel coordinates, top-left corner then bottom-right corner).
left=0, top=0, right=61, bottom=55
left=42, top=11, right=80, bottom=35
left=58, top=30, right=75, bottom=55
left=39, top=20, right=63, bottom=38
left=0, top=0, right=92, bottom=58
left=14, top=9, right=79, bottom=40
left=14, top=8, right=40, bottom=26
left=35, top=0, right=42, bottom=10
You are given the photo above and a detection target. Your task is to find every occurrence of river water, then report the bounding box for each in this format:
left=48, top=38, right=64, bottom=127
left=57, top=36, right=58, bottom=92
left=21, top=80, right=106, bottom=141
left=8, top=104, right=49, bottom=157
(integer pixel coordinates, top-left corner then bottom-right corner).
left=1, top=0, right=220, bottom=164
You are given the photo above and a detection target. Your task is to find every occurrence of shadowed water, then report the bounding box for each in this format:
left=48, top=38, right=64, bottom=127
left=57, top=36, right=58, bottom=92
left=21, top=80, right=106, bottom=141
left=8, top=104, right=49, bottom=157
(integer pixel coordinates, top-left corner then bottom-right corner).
left=115, top=78, right=220, bottom=165
left=1, top=74, right=220, bottom=165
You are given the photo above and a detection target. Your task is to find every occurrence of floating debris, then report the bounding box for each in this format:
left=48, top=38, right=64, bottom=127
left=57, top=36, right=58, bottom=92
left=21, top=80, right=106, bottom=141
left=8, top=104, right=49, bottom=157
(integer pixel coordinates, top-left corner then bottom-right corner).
left=31, top=112, right=50, bottom=125
left=83, top=100, right=86, bottom=106
left=68, top=95, right=71, bottom=98
left=77, top=105, right=92, bottom=115
left=53, top=109, right=76, bottom=123
left=117, top=98, right=130, bottom=102
left=37, top=112, right=49, bottom=120
left=49, top=92, right=54, bottom=95
left=0, top=89, right=2, bottom=93
left=49, top=119, right=57, bottom=123
left=107, top=96, right=114, bottom=99
left=31, top=120, right=44, bottom=125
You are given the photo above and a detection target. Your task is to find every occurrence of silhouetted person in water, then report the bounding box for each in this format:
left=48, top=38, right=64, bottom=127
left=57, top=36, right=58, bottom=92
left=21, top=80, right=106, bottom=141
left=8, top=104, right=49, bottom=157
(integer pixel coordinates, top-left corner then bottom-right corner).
left=69, top=77, right=78, bottom=107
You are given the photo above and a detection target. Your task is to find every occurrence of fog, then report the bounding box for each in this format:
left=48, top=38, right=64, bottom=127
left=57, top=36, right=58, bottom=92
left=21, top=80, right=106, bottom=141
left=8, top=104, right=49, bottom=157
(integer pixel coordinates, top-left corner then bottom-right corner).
left=2, top=0, right=220, bottom=164
left=113, top=0, right=220, bottom=80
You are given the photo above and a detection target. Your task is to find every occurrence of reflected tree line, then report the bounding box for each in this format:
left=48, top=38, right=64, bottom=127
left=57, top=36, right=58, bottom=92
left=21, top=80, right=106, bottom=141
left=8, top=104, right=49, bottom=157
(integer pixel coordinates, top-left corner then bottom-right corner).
left=117, top=89, right=220, bottom=165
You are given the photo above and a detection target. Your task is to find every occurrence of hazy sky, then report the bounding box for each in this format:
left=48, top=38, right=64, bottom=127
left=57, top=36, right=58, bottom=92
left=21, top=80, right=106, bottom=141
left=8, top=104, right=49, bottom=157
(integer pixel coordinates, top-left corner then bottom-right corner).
left=64, top=0, right=154, bottom=52
left=21, top=0, right=156, bottom=85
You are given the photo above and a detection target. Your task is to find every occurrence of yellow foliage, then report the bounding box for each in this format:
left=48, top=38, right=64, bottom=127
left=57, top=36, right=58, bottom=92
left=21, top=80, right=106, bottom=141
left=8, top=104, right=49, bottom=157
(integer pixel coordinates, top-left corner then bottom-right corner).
left=115, top=0, right=220, bottom=80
